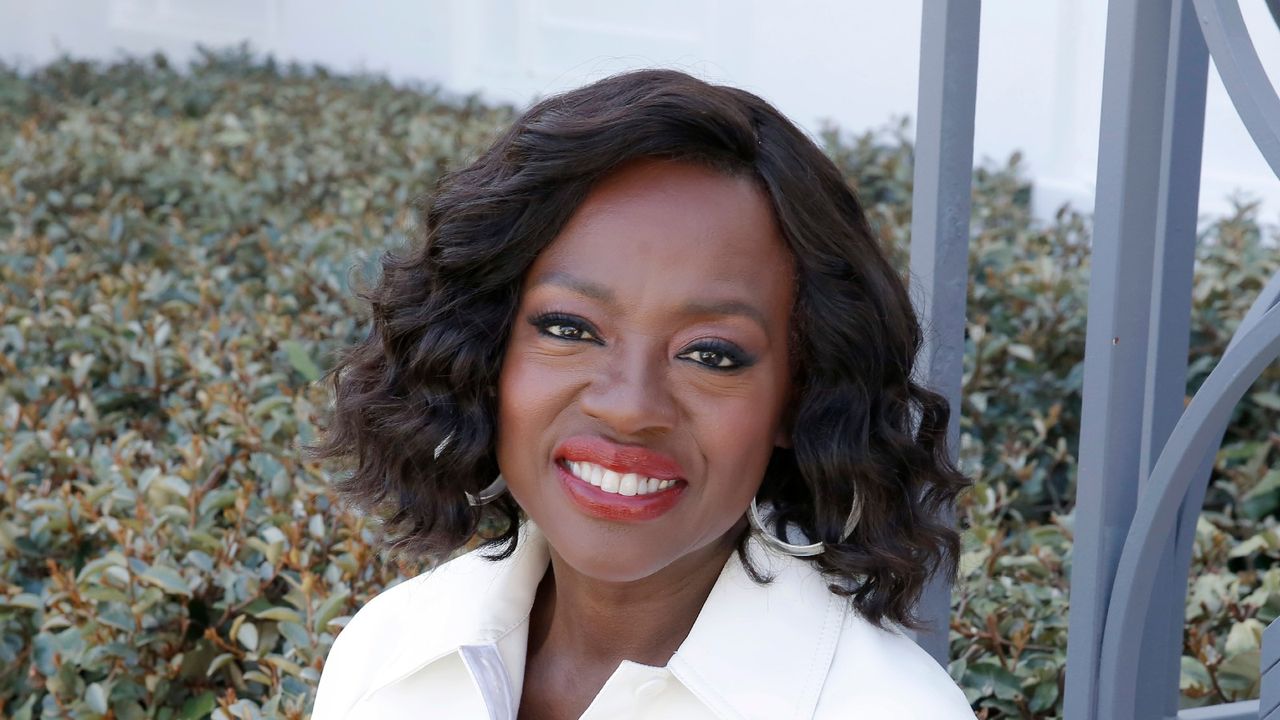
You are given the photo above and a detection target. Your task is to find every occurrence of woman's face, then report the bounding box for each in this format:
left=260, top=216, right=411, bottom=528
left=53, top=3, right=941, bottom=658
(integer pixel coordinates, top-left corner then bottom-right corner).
left=496, top=158, right=796, bottom=583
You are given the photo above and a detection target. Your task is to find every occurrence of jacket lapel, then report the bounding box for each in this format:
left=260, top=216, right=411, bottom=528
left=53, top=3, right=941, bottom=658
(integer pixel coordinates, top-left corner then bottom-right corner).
left=361, top=525, right=549, bottom=701
left=666, top=535, right=846, bottom=720
left=359, top=523, right=845, bottom=720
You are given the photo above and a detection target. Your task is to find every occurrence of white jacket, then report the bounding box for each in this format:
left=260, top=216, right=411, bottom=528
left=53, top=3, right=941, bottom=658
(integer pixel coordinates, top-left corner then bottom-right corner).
left=312, top=522, right=974, bottom=719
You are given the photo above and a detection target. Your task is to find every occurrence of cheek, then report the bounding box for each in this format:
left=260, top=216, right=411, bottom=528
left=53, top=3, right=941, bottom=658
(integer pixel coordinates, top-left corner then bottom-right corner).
left=496, top=350, right=576, bottom=462
left=694, top=363, right=790, bottom=434
left=691, top=383, right=788, bottom=487
left=716, top=410, right=782, bottom=471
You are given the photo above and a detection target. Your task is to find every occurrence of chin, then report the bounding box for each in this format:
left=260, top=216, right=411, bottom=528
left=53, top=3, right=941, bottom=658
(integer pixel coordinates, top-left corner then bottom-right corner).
left=548, top=526, right=680, bottom=583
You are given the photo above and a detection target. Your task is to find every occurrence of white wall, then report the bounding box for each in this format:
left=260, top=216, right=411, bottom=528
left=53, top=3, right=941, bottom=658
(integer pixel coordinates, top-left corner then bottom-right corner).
left=3, top=0, right=1279, bottom=224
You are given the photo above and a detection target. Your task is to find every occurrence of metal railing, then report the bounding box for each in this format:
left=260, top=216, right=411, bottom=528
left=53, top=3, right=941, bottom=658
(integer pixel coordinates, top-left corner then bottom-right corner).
left=1056, top=1, right=1280, bottom=718
left=905, top=1, right=1280, bottom=717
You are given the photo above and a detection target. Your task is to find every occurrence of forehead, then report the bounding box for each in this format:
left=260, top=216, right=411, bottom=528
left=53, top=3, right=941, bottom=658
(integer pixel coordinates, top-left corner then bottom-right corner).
left=526, top=159, right=794, bottom=310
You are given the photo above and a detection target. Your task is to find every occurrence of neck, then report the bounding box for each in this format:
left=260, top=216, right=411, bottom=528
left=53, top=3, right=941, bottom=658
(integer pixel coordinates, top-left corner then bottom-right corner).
left=527, top=523, right=743, bottom=669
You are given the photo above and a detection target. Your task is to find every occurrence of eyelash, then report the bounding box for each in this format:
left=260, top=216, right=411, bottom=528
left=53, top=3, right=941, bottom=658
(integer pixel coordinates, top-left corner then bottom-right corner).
left=531, top=312, right=602, bottom=344
left=528, top=311, right=753, bottom=372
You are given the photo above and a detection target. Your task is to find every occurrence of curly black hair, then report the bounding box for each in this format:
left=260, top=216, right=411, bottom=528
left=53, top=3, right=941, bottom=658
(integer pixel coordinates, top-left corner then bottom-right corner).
left=304, top=68, right=970, bottom=631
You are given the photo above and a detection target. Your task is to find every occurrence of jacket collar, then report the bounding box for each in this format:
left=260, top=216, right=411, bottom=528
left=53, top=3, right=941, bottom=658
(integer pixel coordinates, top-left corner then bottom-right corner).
left=365, top=521, right=846, bottom=719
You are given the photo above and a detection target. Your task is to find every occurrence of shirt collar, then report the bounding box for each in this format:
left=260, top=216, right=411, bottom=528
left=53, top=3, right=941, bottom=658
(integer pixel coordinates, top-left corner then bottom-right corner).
left=366, top=521, right=846, bottom=719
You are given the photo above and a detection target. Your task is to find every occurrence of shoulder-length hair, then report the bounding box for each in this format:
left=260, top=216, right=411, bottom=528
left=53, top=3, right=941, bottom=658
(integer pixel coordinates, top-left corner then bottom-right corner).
left=305, top=68, right=970, bottom=631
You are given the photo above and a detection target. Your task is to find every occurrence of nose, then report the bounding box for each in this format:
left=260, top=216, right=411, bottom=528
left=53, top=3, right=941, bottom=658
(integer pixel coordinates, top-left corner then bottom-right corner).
left=577, top=340, right=678, bottom=438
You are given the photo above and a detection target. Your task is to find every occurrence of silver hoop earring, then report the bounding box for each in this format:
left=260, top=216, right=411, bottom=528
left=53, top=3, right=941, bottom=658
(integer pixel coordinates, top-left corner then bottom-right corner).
left=748, top=494, right=862, bottom=557
left=466, top=474, right=508, bottom=506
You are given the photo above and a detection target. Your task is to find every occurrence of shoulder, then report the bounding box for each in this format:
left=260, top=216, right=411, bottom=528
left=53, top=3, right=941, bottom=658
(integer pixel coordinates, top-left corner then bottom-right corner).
left=311, top=549, right=484, bottom=719
left=816, top=610, right=974, bottom=719
left=310, top=572, right=426, bottom=719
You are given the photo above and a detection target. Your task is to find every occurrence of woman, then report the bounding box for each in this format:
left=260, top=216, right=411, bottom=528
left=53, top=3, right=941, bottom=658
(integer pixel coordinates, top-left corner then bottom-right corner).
left=309, top=69, right=974, bottom=719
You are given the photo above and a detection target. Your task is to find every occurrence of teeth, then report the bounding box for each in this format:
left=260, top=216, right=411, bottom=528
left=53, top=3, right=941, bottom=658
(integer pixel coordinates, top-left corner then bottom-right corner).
left=566, top=461, right=675, bottom=496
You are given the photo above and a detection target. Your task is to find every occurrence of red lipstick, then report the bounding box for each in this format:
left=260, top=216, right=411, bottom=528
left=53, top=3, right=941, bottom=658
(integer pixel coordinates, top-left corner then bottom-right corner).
left=554, top=436, right=685, bottom=480
left=553, top=436, right=687, bottom=522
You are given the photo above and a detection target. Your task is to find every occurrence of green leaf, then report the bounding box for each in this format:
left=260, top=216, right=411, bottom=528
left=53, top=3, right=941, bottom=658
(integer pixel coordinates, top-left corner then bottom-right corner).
left=236, top=621, right=259, bottom=652
left=197, top=489, right=238, bottom=516
left=82, top=586, right=130, bottom=603
left=313, top=589, right=350, bottom=634
left=282, top=340, right=322, bottom=382
left=178, top=691, right=217, bottom=720
left=1028, top=679, right=1058, bottom=712
left=1242, top=469, right=1280, bottom=520
left=1252, top=391, right=1280, bottom=411
left=278, top=621, right=311, bottom=649
left=1, top=593, right=42, bottom=610
left=1007, top=343, right=1035, bottom=362
left=965, top=661, right=1024, bottom=701
left=139, top=566, right=192, bottom=596
left=263, top=654, right=303, bottom=678
left=1229, top=530, right=1278, bottom=559
left=207, top=653, right=236, bottom=678
left=1217, top=649, right=1261, bottom=694
left=85, top=682, right=108, bottom=714
left=1181, top=655, right=1211, bottom=691
left=243, top=668, right=273, bottom=686
left=1226, top=617, right=1265, bottom=655
left=252, top=606, right=303, bottom=624
left=157, top=474, right=192, bottom=498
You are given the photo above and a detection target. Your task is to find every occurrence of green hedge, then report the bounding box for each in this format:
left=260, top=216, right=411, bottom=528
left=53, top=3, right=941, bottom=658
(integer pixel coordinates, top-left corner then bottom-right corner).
left=1, top=47, right=1277, bottom=719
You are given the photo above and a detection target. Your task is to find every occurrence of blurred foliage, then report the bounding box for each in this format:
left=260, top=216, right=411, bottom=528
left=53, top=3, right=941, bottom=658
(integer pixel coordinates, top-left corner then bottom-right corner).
left=0, top=46, right=513, bottom=720
left=1, top=46, right=1278, bottom=719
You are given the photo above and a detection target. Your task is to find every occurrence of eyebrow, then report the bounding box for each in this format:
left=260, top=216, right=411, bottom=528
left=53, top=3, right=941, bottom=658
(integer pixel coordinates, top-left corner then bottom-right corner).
left=529, top=270, right=771, bottom=332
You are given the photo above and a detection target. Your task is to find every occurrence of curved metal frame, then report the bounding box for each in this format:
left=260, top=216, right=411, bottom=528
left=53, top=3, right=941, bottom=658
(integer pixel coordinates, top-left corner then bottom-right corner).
left=1194, top=0, right=1280, bottom=178
left=1086, top=3, right=1280, bottom=715
left=1233, top=271, right=1280, bottom=353
left=1065, top=2, right=1280, bottom=716
left=1097, top=298, right=1280, bottom=714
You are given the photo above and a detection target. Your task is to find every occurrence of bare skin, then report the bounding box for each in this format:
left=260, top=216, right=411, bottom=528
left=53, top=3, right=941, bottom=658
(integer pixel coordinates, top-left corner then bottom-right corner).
left=496, top=158, right=796, bottom=719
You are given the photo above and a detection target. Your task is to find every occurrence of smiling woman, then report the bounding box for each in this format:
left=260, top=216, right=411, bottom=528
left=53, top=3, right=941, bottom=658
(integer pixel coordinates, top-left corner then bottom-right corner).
left=305, top=69, right=974, bottom=719
left=498, top=159, right=796, bottom=592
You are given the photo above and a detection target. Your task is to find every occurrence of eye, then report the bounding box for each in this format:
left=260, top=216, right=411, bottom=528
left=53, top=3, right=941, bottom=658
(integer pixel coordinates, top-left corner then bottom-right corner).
left=530, top=312, right=600, bottom=343
left=545, top=322, right=596, bottom=342
left=677, top=340, right=752, bottom=371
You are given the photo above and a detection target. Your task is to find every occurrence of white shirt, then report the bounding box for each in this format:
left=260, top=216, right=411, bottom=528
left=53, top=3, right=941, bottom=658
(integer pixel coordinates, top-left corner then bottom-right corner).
left=312, top=522, right=974, bottom=719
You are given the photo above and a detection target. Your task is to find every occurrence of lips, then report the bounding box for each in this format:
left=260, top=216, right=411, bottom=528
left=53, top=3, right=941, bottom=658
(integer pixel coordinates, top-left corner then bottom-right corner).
left=553, top=435, right=686, bottom=480
left=553, top=436, right=687, bottom=522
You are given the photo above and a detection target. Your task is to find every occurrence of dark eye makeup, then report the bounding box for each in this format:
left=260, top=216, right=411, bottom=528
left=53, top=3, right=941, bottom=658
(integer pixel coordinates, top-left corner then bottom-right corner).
left=677, top=338, right=752, bottom=371
left=526, top=311, right=755, bottom=372
left=530, top=311, right=602, bottom=343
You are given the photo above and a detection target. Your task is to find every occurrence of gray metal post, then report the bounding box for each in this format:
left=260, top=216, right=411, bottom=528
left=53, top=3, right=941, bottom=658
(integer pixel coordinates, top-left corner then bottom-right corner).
left=1135, top=0, right=1209, bottom=716
left=1062, top=0, right=1175, bottom=716
left=906, top=0, right=981, bottom=665
left=1262, top=618, right=1280, bottom=719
